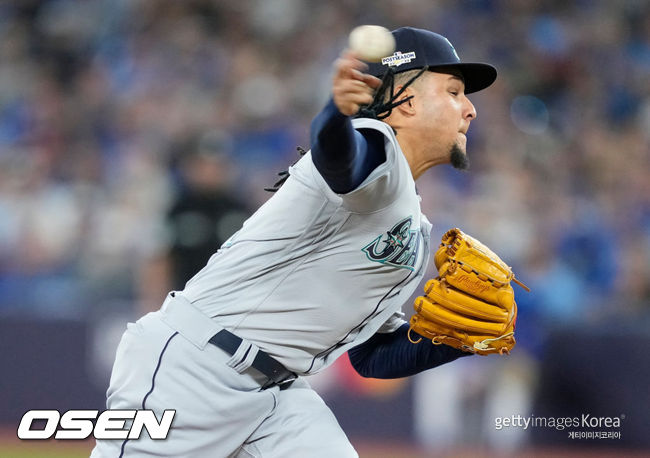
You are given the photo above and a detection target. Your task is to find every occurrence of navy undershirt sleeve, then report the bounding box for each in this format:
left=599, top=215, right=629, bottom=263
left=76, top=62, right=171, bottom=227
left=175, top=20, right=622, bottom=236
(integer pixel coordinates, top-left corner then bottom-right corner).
left=348, top=323, right=472, bottom=379
left=310, top=99, right=386, bottom=194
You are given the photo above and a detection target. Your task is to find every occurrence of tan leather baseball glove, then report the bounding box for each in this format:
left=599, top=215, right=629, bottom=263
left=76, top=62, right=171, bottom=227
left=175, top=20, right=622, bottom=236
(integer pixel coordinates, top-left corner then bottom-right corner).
left=408, top=228, right=530, bottom=355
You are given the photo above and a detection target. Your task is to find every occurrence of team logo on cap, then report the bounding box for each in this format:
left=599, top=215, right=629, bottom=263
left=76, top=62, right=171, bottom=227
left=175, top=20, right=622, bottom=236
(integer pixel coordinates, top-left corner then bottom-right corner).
left=381, top=51, right=417, bottom=67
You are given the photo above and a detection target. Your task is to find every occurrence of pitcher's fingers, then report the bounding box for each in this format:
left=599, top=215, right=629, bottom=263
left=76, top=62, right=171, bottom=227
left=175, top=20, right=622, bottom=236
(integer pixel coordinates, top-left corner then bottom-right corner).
left=336, top=92, right=374, bottom=107
left=362, top=73, right=382, bottom=89
left=334, top=51, right=369, bottom=80
left=341, top=49, right=369, bottom=72
left=334, top=89, right=374, bottom=108
left=334, top=79, right=375, bottom=95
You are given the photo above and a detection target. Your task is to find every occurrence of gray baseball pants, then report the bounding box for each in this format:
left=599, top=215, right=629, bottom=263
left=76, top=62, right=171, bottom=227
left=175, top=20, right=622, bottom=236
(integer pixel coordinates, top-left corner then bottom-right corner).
left=90, top=294, right=357, bottom=457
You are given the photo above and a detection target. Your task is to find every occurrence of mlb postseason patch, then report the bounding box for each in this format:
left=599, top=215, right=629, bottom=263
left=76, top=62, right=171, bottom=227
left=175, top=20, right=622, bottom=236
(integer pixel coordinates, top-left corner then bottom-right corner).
left=381, top=51, right=417, bottom=67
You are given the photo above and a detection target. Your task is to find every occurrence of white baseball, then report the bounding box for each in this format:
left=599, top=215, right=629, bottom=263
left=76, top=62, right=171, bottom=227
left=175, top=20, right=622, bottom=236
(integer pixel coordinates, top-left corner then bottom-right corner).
left=348, top=25, right=395, bottom=63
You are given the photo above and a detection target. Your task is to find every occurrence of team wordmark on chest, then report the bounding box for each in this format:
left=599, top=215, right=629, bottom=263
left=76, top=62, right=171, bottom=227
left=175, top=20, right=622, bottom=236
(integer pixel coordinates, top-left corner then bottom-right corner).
left=362, top=216, right=421, bottom=271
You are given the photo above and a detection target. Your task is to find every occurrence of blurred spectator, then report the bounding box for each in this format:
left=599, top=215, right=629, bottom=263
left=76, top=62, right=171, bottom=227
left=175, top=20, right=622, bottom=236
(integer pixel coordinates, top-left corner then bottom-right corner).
left=167, top=131, right=249, bottom=288
left=138, top=130, right=250, bottom=312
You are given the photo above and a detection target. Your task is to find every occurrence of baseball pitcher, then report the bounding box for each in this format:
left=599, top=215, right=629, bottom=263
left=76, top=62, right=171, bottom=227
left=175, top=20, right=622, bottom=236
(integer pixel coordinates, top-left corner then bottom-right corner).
left=91, top=27, right=527, bottom=458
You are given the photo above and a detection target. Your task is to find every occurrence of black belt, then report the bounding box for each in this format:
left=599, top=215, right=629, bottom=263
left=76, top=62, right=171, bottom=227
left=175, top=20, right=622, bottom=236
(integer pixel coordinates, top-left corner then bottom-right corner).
left=208, top=329, right=297, bottom=390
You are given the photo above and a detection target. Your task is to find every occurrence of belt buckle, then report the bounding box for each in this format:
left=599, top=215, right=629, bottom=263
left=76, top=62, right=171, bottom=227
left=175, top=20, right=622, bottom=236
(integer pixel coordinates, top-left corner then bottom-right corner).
left=279, top=373, right=297, bottom=385
left=277, top=374, right=297, bottom=390
left=261, top=373, right=297, bottom=391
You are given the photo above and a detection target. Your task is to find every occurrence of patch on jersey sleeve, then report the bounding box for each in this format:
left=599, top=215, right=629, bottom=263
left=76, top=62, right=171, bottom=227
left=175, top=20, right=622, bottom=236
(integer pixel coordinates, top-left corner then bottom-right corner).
left=362, top=216, right=421, bottom=271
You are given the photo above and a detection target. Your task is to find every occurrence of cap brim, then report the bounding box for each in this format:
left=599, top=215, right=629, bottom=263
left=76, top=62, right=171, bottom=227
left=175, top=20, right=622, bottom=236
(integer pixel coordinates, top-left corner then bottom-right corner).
left=430, top=62, right=497, bottom=94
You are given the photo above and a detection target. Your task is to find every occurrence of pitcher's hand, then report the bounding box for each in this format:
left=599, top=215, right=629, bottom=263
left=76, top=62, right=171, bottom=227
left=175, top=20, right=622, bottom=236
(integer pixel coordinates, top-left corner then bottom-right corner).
left=332, top=50, right=382, bottom=116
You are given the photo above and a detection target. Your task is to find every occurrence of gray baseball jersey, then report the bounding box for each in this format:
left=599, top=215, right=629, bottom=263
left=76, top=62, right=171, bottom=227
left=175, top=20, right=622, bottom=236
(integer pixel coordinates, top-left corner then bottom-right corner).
left=92, top=117, right=434, bottom=458
left=181, top=118, right=432, bottom=374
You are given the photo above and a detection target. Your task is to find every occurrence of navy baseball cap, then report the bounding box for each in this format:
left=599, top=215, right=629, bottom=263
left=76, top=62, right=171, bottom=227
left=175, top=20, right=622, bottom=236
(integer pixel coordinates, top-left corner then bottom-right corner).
left=366, top=27, right=497, bottom=94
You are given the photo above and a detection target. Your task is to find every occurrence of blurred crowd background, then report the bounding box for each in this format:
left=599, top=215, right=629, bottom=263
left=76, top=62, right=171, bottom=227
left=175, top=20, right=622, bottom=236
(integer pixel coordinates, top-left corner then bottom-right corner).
left=1, top=0, right=649, bottom=456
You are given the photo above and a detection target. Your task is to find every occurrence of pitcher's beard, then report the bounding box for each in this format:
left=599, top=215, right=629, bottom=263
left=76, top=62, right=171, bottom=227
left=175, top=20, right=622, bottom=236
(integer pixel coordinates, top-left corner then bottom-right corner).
left=450, top=143, right=469, bottom=170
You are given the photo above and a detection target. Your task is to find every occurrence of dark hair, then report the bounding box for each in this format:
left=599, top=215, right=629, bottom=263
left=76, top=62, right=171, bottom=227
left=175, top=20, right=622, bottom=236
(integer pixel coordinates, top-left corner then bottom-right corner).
left=264, top=146, right=308, bottom=193
left=265, top=66, right=429, bottom=193
left=356, top=66, right=429, bottom=120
